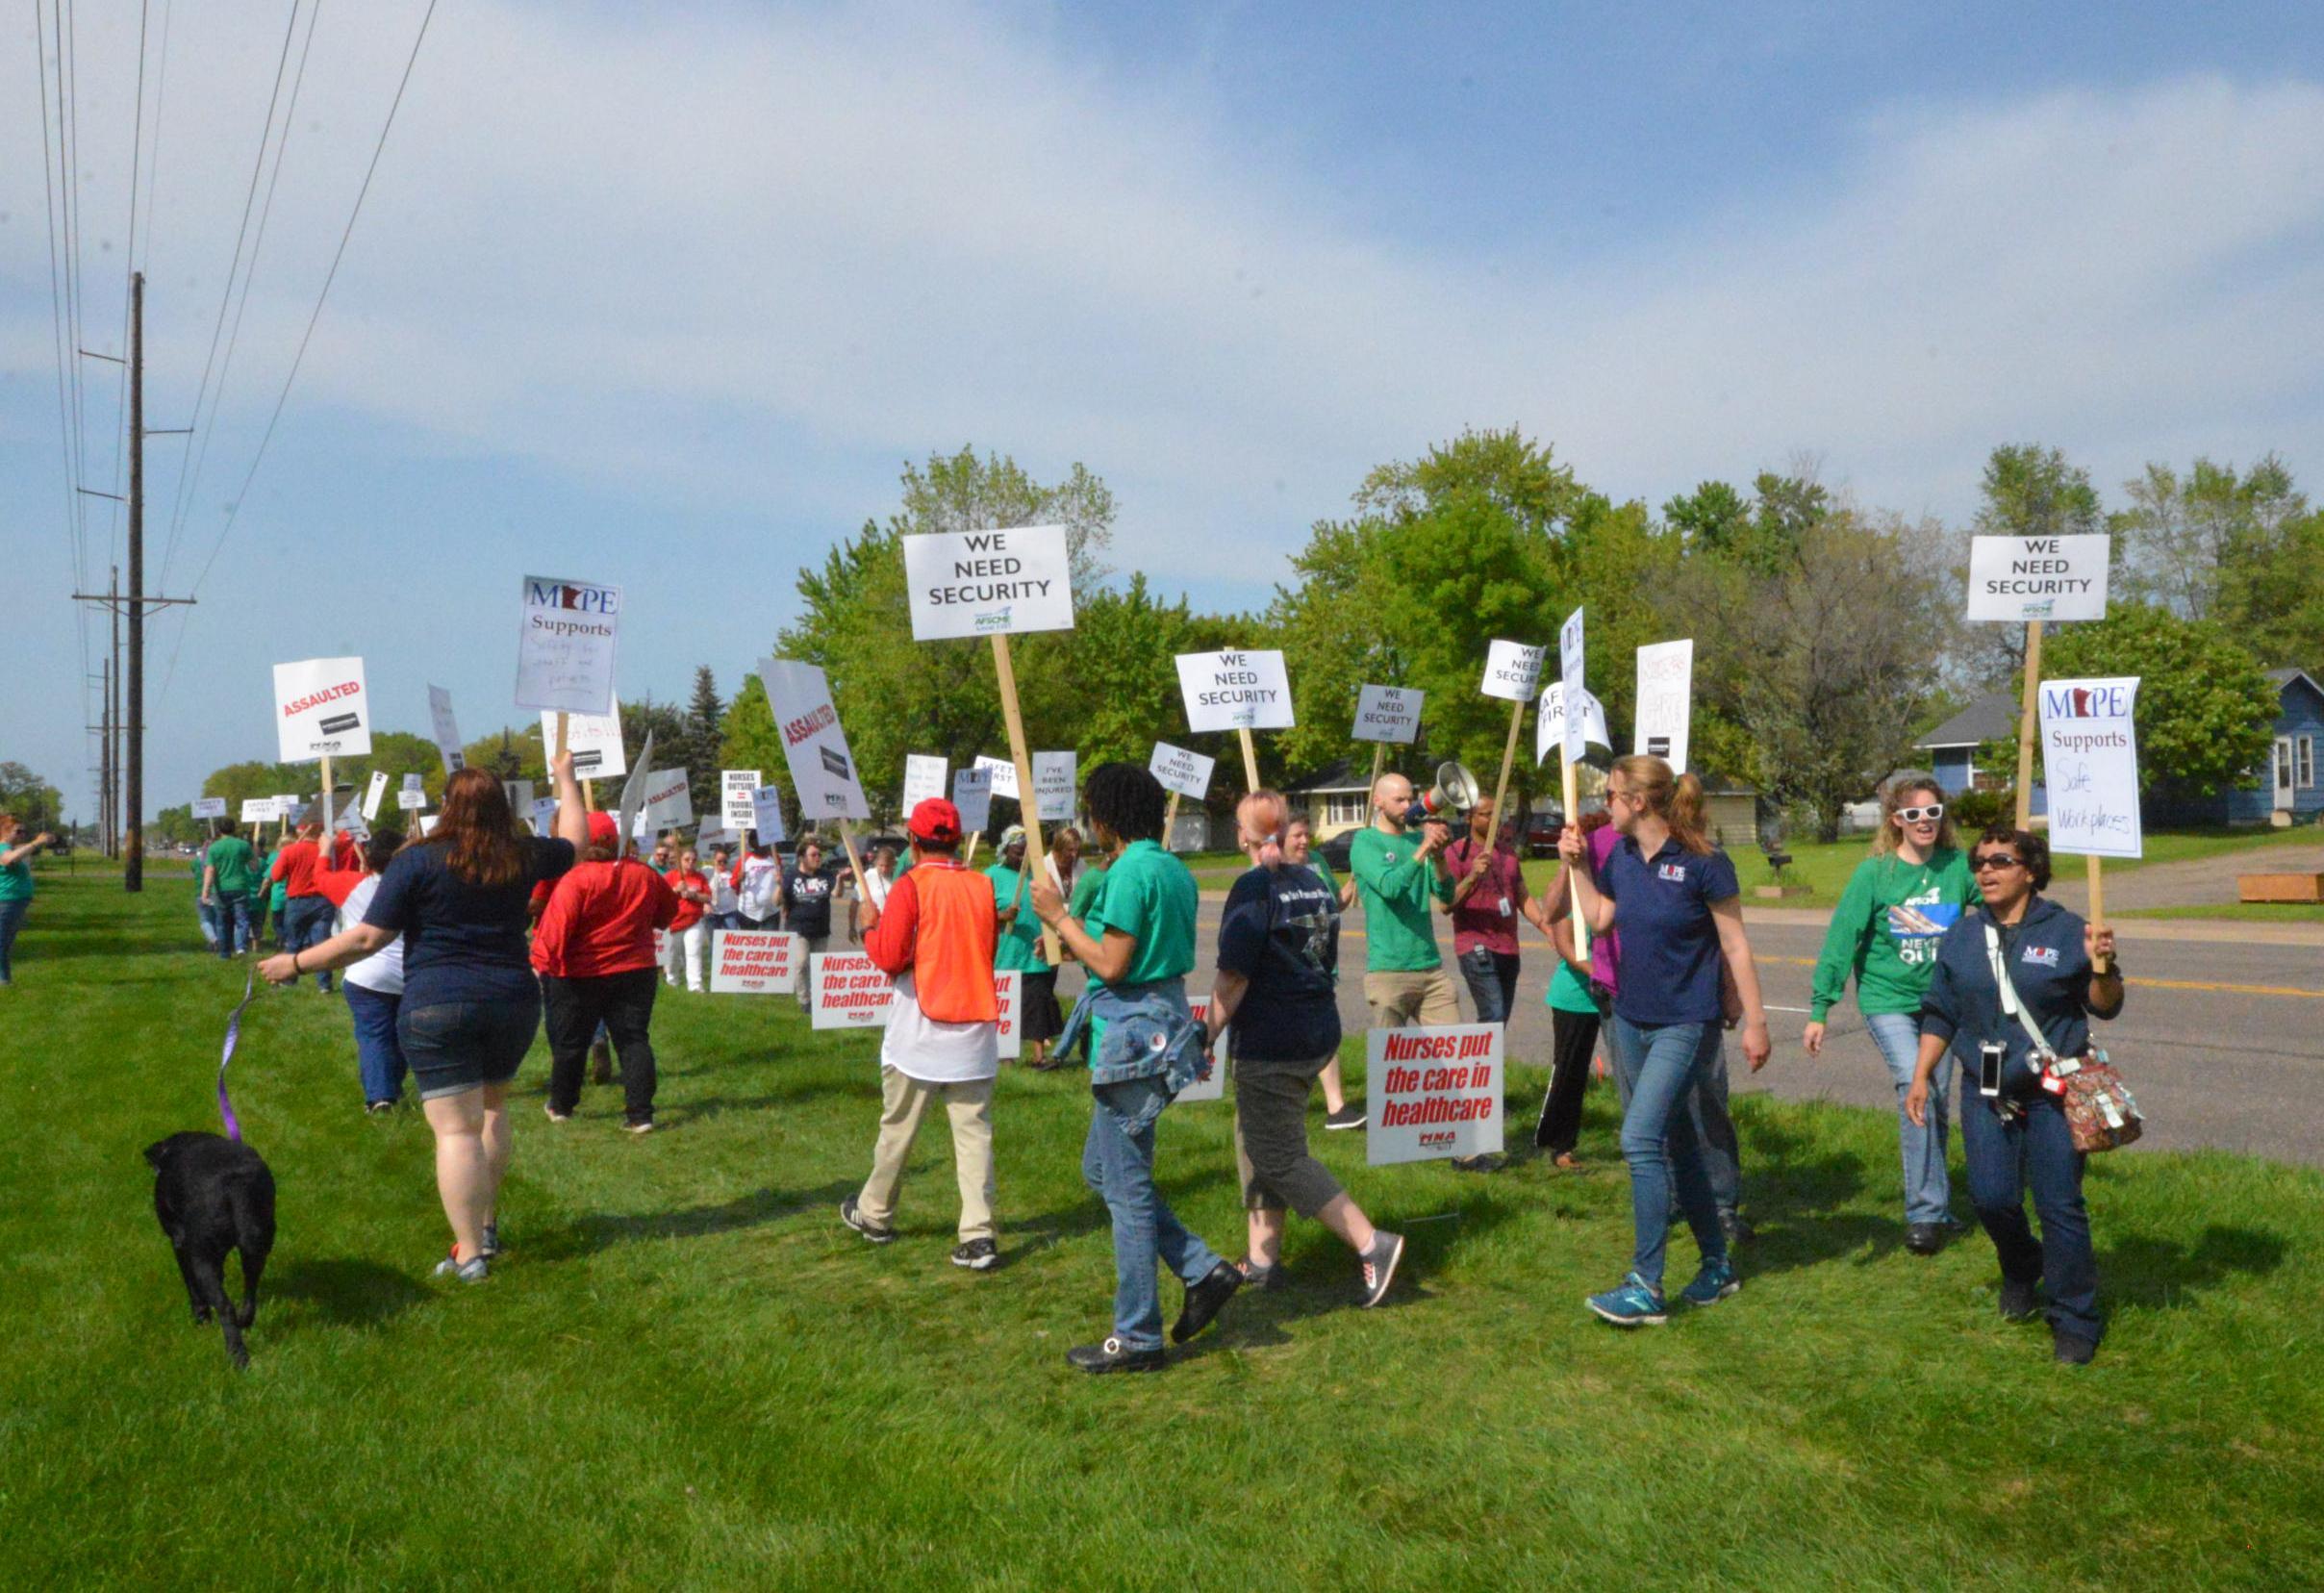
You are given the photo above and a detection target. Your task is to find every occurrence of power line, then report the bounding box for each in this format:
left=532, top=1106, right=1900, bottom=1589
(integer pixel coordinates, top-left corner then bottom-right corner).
left=154, top=0, right=303, bottom=591
left=173, top=0, right=440, bottom=644
left=99, top=0, right=153, bottom=581
left=36, top=0, right=96, bottom=788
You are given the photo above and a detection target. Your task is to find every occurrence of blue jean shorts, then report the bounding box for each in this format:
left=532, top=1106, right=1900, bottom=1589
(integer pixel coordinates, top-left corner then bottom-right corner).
left=397, top=996, right=542, bottom=1101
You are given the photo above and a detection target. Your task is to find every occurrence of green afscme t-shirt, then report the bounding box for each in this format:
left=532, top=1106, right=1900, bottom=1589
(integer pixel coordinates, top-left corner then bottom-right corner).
left=1349, top=825, right=1453, bottom=973
left=205, top=835, right=259, bottom=897
left=1808, top=848, right=1979, bottom=1022
left=1082, top=840, right=1197, bottom=987
left=984, top=862, right=1050, bottom=974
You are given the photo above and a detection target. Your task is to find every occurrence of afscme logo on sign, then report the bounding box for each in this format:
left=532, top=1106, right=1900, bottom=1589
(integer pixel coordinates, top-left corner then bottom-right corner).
left=2042, top=684, right=2132, bottom=719
left=524, top=579, right=619, bottom=615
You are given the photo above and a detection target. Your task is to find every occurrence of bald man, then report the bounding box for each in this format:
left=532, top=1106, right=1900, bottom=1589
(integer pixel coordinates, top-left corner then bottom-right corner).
left=1347, top=772, right=1461, bottom=1030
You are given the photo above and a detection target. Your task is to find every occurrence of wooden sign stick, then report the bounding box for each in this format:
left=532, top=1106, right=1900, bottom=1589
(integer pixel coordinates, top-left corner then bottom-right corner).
left=319, top=753, right=334, bottom=859
left=1163, top=790, right=1181, bottom=850
left=1370, top=742, right=1385, bottom=788
left=1487, top=697, right=1525, bottom=839
left=1561, top=748, right=1585, bottom=940
left=963, top=832, right=980, bottom=868
left=2014, top=620, right=2042, bottom=831
left=991, top=633, right=1061, bottom=964
left=2087, top=856, right=2109, bottom=975
left=833, top=817, right=869, bottom=898
left=1237, top=726, right=1261, bottom=794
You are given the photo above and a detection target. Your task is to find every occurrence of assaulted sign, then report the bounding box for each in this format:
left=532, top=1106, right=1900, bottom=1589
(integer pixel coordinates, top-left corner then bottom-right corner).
left=273, top=656, right=372, bottom=763
left=761, top=658, right=870, bottom=822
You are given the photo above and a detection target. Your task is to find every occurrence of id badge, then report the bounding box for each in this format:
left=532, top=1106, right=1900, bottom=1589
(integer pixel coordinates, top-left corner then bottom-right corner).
left=1497, top=896, right=1512, bottom=917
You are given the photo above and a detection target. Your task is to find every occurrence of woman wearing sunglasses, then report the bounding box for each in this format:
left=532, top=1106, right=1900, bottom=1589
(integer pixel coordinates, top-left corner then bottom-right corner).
left=1804, top=776, right=1978, bottom=1254
left=1907, top=825, right=2122, bottom=1365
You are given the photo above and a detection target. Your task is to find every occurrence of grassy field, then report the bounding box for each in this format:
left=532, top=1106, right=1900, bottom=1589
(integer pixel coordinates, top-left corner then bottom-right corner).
left=5, top=867, right=2322, bottom=1588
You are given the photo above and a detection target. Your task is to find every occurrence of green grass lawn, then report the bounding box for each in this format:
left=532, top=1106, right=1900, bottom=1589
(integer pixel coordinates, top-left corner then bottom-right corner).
left=5, top=869, right=2322, bottom=1587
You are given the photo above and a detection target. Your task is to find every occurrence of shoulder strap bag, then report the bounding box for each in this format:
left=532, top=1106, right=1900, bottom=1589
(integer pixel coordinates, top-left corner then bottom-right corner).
left=1983, top=919, right=2142, bottom=1152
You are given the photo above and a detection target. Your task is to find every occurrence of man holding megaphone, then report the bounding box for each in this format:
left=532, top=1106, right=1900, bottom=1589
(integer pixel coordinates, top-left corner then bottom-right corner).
left=1348, top=768, right=1470, bottom=1032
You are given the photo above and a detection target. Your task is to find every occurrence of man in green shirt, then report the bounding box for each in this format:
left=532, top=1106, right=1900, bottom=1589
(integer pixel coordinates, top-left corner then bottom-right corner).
left=1348, top=772, right=1460, bottom=1030
left=200, top=824, right=260, bottom=957
left=1033, top=763, right=1238, bottom=1375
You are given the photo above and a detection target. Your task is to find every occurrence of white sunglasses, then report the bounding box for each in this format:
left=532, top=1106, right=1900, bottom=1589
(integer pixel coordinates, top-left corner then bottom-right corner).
left=1895, top=804, right=1945, bottom=823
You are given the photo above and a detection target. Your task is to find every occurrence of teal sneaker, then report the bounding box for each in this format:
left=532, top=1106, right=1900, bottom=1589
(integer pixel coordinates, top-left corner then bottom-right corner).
left=1586, top=1272, right=1668, bottom=1327
left=1680, top=1257, right=1740, bottom=1307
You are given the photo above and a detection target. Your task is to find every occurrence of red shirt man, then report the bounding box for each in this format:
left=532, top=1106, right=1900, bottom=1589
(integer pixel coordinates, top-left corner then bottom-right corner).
left=532, top=819, right=680, bottom=979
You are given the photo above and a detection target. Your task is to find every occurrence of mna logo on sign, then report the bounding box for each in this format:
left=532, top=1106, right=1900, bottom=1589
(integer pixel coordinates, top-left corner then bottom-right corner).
left=525, top=579, right=619, bottom=616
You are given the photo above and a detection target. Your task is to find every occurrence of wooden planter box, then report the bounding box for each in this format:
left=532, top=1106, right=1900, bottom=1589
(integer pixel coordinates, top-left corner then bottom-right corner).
left=2239, top=872, right=2324, bottom=904
left=1754, top=883, right=1813, bottom=900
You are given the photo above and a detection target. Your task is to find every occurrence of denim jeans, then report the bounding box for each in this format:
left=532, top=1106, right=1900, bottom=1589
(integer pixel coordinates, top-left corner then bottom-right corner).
left=1082, top=1074, right=1224, bottom=1351
left=0, top=898, right=28, bottom=983
left=204, top=895, right=253, bottom=957
left=1611, top=1024, right=1742, bottom=1218
left=282, top=896, right=337, bottom=991
left=1959, top=1082, right=2101, bottom=1342
left=345, top=982, right=408, bottom=1106
left=1865, top=1010, right=1954, bottom=1224
left=1457, top=947, right=1521, bottom=1024
left=1607, top=1016, right=1730, bottom=1289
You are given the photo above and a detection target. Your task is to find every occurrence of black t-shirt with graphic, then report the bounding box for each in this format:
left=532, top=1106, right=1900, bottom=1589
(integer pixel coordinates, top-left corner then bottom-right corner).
left=1217, top=862, right=1341, bottom=1062
left=783, top=861, right=838, bottom=939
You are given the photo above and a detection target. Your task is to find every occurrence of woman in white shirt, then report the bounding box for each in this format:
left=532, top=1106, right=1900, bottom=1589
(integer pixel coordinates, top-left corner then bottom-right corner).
left=320, top=828, right=409, bottom=1113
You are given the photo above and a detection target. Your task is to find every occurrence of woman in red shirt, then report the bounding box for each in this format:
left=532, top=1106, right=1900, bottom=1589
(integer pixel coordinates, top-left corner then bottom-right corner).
left=661, top=845, right=711, bottom=993
left=533, top=812, right=680, bottom=1131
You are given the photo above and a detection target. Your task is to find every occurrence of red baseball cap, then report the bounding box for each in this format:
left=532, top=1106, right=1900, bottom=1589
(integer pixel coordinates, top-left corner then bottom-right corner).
left=907, top=797, right=962, bottom=845
left=586, top=811, right=619, bottom=847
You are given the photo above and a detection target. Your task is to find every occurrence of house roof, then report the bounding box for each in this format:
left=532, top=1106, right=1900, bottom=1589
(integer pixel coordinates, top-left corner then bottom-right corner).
left=1284, top=757, right=1367, bottom=795
left=2264, top=667, right=2324, bottom=703
left=1916, top=691, right=2017, bottom=750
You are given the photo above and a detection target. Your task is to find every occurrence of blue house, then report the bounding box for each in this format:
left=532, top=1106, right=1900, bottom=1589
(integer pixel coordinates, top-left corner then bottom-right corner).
left=2152, top=668, right=2324, bottom=825
left=1916, top=692, right=2017, bottom=796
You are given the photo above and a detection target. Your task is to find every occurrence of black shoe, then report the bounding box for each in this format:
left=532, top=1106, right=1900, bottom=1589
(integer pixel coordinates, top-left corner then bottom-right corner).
left=2053, top=1328, right=2098, bottom=1366
left=1170, top=1261, right=1244, bottom=1344
left=1066, top=1336, right=1166, bottom=1375
left=1451, top=1153, right=1504, bottom=1174
left=950, top=1238, right=998, bottom=1272
left=1904, top=1222, right=1944, bottom=1255
left=1324, top=1102, right=1366, bottom=1131
left=1999, top=1277, right=2040, bottom=1322
left=1720, top=1211, right=1756, bottom=1247
left=839, top=1195, right=895, bottom=1245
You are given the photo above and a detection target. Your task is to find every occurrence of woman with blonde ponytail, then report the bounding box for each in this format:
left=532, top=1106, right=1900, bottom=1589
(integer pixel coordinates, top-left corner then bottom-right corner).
left=1557, top=754, right=1773, bottom=1328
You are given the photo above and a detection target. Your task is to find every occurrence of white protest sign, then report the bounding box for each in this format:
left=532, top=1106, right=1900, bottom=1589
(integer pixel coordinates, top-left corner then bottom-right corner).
left=427, top=685, right=466, bottom=773
left=720, top=769, right=762, bottom=829
left=396, top=790, right=427, bottom=812
left=902, top=754, right=948, bottom=812
left=191, top=796, right=227, bottom=821
left=361, top=771, right=390, bottom=822
left=1367, top=1024, right=1505, bottom=1165
left=2038, top=677, right=2143, bottom=859
left=809, top=950, right=897, bottom=1029
left=749, top=786, right=788, bottom=845
left=332, top=803, right=368, bottom=839
left=1032, top=751, right=1077, bottom=822
left=420, top=815, right=441, bottom=837
left=1633, top=640, right=1694, bottom=772
left=528, top=796, right=561, bottom=836
left=951, top=767, right=994, bottom=834
left=901, top=524, right=1077, bottom=641
left=1352, top=684, right=1423, bottom=745
left=615, top=731, right=657, bottom=860
left=711, top=929, right=805, bottom=995
left=239, top=797, right=272, bottom=824
left=542, top=708, right=626, bottom=782
left=974, top=753, right=1020, bottom=802
left=637, top=765, right=695, bottom=831
left=1535, top=682, right=1613, bottom=766
left=1966, top=535, right=2111, bottom=622
left=1175, top=649, right=1296, bottom=732
left=994, top=970, right=1022, bottom=1061
left=272, top=656, right=372, bottom=763
left=402, top=772, right=424, bottom=794
left=1481, top=640, right=1546, bottom=703
left=1149, top=743, right=1214, bottom=801
left=273, top=793, right=300, bottom=822
left=1558, top=607, right=1587, bottom=765
left=760, top=658, right=871, bottom=823
left=1173, top=996, right=1232, bottom=1103
left=515, top=573, right=621, bottom=713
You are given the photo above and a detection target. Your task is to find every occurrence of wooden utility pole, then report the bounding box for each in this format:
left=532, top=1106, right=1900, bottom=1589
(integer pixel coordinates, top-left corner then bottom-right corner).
left=107, top=566, right=120, bottom=855
left=124, top=274, right=146, bottom=890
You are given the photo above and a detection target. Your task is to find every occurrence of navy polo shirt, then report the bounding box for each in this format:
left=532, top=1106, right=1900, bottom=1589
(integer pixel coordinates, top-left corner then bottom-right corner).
left=1596, top=834, right=1739, bottom=1025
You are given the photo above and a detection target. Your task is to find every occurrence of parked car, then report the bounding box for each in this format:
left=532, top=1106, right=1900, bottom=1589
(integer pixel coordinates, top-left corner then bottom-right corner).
left=1524, top=808, right=1566, bottom=858
left=1318, top=829, right=1355, bottom=876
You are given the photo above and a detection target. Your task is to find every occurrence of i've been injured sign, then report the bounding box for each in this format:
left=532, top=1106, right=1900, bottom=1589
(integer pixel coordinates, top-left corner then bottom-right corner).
left=902, top=525, right=1075, bottom=640
left=1367, top=1024, right=1504, bottom=1165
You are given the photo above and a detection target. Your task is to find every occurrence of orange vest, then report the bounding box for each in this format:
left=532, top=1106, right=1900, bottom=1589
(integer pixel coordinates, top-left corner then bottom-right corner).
left=902, top=861, right=998, bottom=1024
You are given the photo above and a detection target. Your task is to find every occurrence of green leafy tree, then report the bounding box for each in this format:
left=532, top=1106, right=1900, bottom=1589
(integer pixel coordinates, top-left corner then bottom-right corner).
left=683, top=667, right=726, bottom=817
left=0, top=762, right=65, bottom=835
left=2111, top=455, right=2324, bottom=666
left=2039, top=603, right=2278, bottom=808
left=1967, top=442, right=2107, bottom=681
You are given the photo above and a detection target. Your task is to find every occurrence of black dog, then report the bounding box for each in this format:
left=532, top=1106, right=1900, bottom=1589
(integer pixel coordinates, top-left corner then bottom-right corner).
left=144, top=1131, right=276, bottom=1369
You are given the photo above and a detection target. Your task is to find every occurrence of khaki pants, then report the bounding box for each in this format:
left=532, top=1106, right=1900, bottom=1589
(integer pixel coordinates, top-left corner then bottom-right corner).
left=1364, top=967, right=1462, bottom=1030
left=857, top=1065, right=996, bottom=1242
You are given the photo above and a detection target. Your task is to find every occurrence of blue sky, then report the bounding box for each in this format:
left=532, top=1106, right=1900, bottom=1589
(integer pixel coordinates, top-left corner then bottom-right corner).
left=6, top=1, right=2323, bottom=822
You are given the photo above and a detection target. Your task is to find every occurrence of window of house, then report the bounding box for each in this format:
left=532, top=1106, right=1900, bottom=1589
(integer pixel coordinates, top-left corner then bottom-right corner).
left=2301, top=735, right=2315, bottom=789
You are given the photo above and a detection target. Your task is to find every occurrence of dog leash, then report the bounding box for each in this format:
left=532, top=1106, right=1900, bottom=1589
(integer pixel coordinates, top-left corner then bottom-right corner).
left=218, top=963, right=258, bottom=1143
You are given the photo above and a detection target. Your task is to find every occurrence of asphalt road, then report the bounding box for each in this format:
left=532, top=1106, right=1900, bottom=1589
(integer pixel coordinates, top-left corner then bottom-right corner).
left=1168, top=902, right=2324, bottom=1171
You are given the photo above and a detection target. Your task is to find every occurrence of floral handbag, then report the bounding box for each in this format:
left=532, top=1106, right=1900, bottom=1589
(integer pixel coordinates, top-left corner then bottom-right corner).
left=1986, top=923, right=2144, bottom=1153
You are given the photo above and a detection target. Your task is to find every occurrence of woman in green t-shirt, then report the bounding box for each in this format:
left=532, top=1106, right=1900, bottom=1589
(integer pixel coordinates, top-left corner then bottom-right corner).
left=0, top=812, right=57, bottom=986
left=1804, top=775, right=1978, bottom=1253
left=986, top=825, right=1062, bottom=1066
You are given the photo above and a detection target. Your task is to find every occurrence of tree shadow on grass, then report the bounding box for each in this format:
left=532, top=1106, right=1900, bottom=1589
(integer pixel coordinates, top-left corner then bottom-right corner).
left=532, top=1178, right=859, bottom=1261
left=269, top=1257, right=430, bottom=1328
left=651, top=1079, right=873, bottom=1126
left=1716, top=1106, right=1900, bottom=1280
left=2100, top=1224, right=2288, bottom=1310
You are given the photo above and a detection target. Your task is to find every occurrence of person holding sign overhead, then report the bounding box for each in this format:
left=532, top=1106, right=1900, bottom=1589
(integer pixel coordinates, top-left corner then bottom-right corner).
left=260, top=751, right=590, bottom=1283
left=1557, top=754, right=1773, bottom=1328
left=1805, top=775, right=1978, bottom=1254
left=535, top=811, right=680, bottom=1132
left=1031, top=763, right=1242, bottom=1374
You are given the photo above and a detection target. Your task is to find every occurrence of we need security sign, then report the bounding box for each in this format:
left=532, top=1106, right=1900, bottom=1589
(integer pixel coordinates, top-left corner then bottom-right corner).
left=1966, top=536, right=2109, bottom=623
left=1175, top=649, right=1295, bottom=733
left=2038, top=676, right=2142, bottom=860
left=1352, top=684, right=1422, bottom=745
left=903, top=526, right=1075, bottom=641
left=516, top=574, right=621, bottom=714
left=273, top=657, right=372, bottom=763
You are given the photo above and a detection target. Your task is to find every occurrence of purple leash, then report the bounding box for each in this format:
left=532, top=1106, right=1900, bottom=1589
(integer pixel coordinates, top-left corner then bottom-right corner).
left=217, top=964, right=258, bottom=1142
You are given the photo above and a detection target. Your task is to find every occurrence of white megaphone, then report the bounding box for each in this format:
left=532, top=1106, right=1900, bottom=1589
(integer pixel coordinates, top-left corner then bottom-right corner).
left=1404, top=761, right=1482, bottom=827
